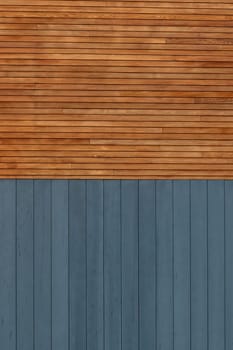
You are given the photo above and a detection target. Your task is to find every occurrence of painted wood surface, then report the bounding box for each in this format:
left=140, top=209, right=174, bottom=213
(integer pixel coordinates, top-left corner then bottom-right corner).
left=1, top=1, right=233, bottom=178
left=0, top=179, right=231, bottom=349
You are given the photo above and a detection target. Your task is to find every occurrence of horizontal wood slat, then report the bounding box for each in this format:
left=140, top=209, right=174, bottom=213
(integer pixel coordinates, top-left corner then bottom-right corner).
left=1, top=0, right=233, bottom=178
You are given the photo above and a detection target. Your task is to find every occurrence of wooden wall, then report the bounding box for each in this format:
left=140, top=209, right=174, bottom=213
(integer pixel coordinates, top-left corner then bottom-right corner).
left=0, top=179, right=232, bottom=350
left=1, top=1, right=233, bottom=178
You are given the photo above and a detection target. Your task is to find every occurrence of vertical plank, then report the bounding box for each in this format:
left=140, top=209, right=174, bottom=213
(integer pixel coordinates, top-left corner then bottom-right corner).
left=121, top=180, right=139, bottom=350
left=190, top=181, right=208, bottom=350
left=69, top=180, right=87, bottom=350
left=173, top=180, right=190, bottom=350
left=138, top=180, right=156, bottom=350
left=17, top=180, right=33, bottom=350
left=0, top=178, right=231, bottom=350
left=34, top=180, right=52, bottom=350
left=0, top=180, right=16, bottom=350
left=51, top=180, right=69, bottom=350
left=225, top=181, right=233, bottom=350
left=86, top=180, right=104, bottom=350
left=104, top=180, right=121, bottom=350
left=208, top=181, right=225, bottom=350
left=156, top=180, right=173, bottom=350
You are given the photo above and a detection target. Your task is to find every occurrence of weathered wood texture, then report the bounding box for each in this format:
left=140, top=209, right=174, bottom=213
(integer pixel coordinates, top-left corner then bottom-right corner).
left=0, top=1, right=233, bottom=178
left=0, top=179, right=232, bottom=349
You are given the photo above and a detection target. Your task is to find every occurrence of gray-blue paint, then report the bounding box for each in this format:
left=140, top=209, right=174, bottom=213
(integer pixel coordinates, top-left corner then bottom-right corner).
left=208, top=181, right=225, bottom=350
left=156, top=180, right=173, bottom=350
left=86, top=180, right=104, bottom=350
left=173, top=181, right=190, bottom=350
left=139, top=180, right=156, bottom=350
left=69, top=180, right=86, bottom=350
left=34, top=180, right=51, bottom=350
left=121, top=180, right=139, bottom=350
left=0, top=180, right=232, bottom=350
left=52, top=181, right=69, bottom=350
left=16, top=180, right=33, bottom=350
left=190, top=181, right=208, bottom=350
left=225, top=181, right=233, bottom=350
left=104, top=180, right=121, bottom=350
left=0, top=181, right=16, bottom=350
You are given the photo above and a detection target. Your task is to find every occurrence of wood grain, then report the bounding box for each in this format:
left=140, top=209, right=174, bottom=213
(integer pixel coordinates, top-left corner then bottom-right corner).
left=1, top=0, right=233, bottom=178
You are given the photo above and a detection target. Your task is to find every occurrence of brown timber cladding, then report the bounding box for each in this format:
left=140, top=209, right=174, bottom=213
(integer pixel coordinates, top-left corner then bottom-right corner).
left=1, top=0, right=233, bottom=178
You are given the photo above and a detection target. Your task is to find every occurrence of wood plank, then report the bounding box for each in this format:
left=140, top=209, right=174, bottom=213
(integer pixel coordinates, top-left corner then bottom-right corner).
left=86, top=181, right=104, bottom=350
left=156, top=180, right=173, bottom=350
left=16, top=180, right=33, bottom=350
left=51, top=181, right=69, bottom=350
left=104, top=180, right=121, bottom=350
left=0, top=1, right=232, bottom=177
left=138, top=180, right=156, bottom=350
left=69, top=180, right=87, bottom=350
left=225, top=181, right=233, bottom=350
left=207, top=181, right=225, bottom=350
left=0, top=179, right=231, bottom=350
left=173, top=181, right=190, bottom=350
left=34, top=180, right=52, bottom=350
left=121, top=180, right=139, bottom=350
left=190, top=181, right=208, bottom=350
left=0, top=181, right=16, bottom=350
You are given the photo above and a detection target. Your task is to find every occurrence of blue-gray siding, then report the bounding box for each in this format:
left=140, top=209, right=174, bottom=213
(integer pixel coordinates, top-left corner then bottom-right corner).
left=0, top=180, right=232, bottom=350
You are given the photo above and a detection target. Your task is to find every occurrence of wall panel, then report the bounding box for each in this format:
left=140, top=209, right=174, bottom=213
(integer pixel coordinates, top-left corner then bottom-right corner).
left=0, top=1, right=233, bottom=178
left=0, top=180, right=231, bottom=349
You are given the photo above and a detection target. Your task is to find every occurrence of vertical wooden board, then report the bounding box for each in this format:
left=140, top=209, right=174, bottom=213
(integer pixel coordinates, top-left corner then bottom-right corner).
left=69, top=180, right=86, bottom=350
left=34, top=180, right=51, bottom=350
left=51, top=180, right=69, bottom=350
left=0, top=180, right=16, bottom=350
left=86, top=180, right=104, bottom=350
left=16, top=180, right=33, bottom=350
left=104, top=180, right=121, bottom=350
left=208, top=181, right=225, bottom=350
left=156, top=180, right=173, bottom=350
left=190, top=181, right=208, bottom=350
left=1, top=178, right=232, bottom=348
left=121, top=180, right=139, bottom=350
left=225, top=181, right=233, bottom=350
left=138, top=180, right=156, bottom=350
left=173, top=181, right=190, bottom=350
